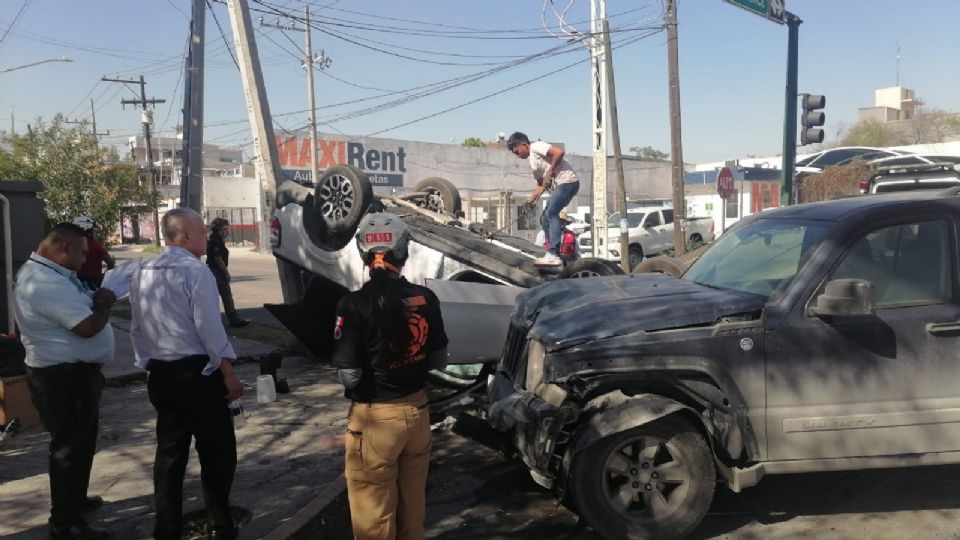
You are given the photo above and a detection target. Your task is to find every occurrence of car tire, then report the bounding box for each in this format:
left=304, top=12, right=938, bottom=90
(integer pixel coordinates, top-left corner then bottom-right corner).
left=557, top=258, right=625, bottom=279
left=632, top=256, right=686, bottom=278
left=689, top=233, right=703, bottom=243
left=570, top=415, right=715, bottom=540
left=314, top=165, right=374, bottom=235
left=628, top=244, right=644, bottom=270
left=413, top=177, right=462, bottom=215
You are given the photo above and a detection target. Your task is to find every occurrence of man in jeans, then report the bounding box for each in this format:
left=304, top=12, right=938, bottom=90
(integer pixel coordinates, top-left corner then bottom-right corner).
left=14, top=223, right=116, bottom=540
left=507, top=131, right=580, bottom=267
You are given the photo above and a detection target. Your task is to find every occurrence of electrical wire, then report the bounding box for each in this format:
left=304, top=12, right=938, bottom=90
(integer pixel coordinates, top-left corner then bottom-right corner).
left=206, top=0, right=241, bottom=71
left=0, top=0, right=30, bottom=44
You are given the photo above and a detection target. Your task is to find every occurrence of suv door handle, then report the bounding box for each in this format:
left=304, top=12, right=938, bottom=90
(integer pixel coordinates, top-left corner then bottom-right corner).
left=926, top=321, right=960, bottom=336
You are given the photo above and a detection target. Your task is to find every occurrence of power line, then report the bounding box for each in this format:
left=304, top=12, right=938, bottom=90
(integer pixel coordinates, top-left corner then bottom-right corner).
left=206, top=0, right=240, bottom=71
left=0, top=0, right=30, bottom=43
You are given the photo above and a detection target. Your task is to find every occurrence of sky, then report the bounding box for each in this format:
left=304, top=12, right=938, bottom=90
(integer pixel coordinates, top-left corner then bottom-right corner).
left=1, top=0, right=958, bottom=164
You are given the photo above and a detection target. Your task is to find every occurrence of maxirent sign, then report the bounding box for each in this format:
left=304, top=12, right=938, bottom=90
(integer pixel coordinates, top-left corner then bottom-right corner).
left=276, top=135, right=407, bottom=187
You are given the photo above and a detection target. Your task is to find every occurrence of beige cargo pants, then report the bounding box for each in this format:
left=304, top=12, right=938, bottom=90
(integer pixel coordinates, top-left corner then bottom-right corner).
left=345, top=390, right=431, bottom=540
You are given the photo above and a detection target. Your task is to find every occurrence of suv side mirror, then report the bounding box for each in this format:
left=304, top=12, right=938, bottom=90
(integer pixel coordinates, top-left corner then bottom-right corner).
left=810, top=279, right=876, bottom=318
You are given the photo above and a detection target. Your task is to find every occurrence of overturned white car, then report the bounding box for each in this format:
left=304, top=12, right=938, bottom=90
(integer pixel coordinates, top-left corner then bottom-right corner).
left=266, top=165, right=623, bottom=384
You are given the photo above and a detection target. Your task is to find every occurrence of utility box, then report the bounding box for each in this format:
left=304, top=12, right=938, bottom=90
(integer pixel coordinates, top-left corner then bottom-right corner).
left=0, top=181, right=46, bottom=333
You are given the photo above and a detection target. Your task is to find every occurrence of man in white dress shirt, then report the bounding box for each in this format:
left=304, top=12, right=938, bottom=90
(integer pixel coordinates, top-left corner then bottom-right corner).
left=14, top=222, right=116, bottom=540
left=129, top=208, right=244, bottom=540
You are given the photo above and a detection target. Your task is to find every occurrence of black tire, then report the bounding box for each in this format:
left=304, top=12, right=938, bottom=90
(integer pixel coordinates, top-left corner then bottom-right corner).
left=314, top=165, right=374, bottom=234
left=628, top=244, right=644, bottom=271
left=557, top=258, right=625, bottom=279
left=413, top=177, right=462, bottom=215
left=689, top=233, right=703, bottom=244
left=570, top=416, right=715, bottom=540
left=632, top=256, right=686, bottom=278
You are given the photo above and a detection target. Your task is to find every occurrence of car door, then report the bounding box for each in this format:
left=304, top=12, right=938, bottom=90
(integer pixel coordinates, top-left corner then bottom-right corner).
left=765, top=217, right=960, bottom=461
left=641, top=211, right=664, bottom=254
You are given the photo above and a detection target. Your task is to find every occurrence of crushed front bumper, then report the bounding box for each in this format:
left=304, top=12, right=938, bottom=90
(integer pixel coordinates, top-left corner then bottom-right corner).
left=487, top=370, right=579, bottom=488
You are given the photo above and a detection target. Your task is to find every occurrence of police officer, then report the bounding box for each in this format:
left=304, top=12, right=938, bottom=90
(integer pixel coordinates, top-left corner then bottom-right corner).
left=206, top=217, right=249, bottom=328
left=331, top=212, right=449, bottom=540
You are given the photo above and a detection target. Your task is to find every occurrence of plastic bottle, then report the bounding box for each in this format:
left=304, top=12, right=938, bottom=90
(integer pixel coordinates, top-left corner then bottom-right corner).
left=229, top=399, right=245, bottom=429
left=256, top=374, right=277, bottom=404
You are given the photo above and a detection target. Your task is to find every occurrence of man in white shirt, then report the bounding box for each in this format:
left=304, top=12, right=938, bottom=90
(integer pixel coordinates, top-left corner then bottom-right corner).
left=14, top=222, right=116, bottom=540
left=507, top=131, right=581, bottom=267
left=129, top=208, right=244, bottom=540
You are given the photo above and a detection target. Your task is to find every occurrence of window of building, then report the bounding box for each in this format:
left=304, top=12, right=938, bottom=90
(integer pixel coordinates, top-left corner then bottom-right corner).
left=725, top=191, right=739, bottom=219
left=762, top=187, right=773, bottom=209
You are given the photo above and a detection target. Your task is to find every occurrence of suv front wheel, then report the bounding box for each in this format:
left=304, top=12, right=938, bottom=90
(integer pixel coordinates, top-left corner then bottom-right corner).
left=570, top=415, right=715, bottom=540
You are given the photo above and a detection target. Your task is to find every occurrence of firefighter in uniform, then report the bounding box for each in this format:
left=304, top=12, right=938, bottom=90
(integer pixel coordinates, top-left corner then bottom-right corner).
left=332, top=212, right=449, bottom=540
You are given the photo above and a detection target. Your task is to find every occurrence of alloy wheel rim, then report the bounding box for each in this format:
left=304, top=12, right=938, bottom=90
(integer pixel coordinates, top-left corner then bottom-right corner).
left=318, top=174, right=356, bottom=224
left=601, top=434, right=691, bottom=522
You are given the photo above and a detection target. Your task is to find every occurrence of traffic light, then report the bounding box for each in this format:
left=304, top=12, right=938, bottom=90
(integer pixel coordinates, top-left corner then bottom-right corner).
left=800, top=93, right=826, bottom=145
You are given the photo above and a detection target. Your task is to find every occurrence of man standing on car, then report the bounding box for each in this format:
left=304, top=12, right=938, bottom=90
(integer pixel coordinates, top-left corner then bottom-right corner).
left=14, top=222, right=116, bottom=540
left=507, top=131, right=580, bottom=267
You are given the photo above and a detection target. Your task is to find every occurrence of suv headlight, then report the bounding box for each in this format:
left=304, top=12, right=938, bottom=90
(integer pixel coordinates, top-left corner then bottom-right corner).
left=524, top=339, right=546, bottom=390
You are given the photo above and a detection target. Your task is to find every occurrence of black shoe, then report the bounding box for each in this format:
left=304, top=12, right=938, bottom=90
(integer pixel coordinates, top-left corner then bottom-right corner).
left=49, top=521, right=109, bottom=540
left=275, top=378, right=290, bottom=394
left=209, top=526, right=239, bottom=539
left=229, top=319, right=251, bottom=328
left=80, top=496, right=103, bottom=513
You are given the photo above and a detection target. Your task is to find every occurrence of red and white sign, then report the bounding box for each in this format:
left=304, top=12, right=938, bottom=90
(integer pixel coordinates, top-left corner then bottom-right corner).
left=717, top=167, right=735, bottom=199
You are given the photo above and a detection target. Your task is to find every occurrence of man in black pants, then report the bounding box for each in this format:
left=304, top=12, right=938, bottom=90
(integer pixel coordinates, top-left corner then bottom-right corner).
left=206, top=217, right=250, bottom=328
left=13, top=223, right=116, bottom=540
left=130, top=209, right=245, bottom=540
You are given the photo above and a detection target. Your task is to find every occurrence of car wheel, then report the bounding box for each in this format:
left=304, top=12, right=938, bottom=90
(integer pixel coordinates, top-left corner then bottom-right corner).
left=413, top=177, right=462, bottom=215
left=314, top=165, right=374, bottom=234
left=689, top=233, right=703, bottom=244
left=557, top=258, right=625, bottom=279
left=628, top=245, right=644, bottom=270
left=571, top=416, right=715, bottom=540
left=632, top=256, right=686, bottom=278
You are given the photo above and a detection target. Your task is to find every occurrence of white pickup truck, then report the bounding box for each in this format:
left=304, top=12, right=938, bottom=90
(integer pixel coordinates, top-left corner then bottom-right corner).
left=577, top=206, right=715, bottom=269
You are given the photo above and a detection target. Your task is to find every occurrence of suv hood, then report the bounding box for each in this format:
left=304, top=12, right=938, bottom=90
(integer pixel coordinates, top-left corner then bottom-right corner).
left=516, top=274, right=765, bottom=349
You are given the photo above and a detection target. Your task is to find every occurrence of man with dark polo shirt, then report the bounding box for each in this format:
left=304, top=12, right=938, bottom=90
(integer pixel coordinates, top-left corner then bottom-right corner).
left=13, top=222, right=116, bottom=540
left=130, top=208, right=244, bottom=540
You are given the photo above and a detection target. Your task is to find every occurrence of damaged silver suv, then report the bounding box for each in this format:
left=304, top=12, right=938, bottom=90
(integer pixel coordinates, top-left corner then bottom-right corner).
left=489, top=188, right=960, bottom=539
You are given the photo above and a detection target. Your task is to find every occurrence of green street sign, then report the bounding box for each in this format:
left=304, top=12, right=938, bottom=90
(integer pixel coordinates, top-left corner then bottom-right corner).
left=725, top=0, right=785, bottom=24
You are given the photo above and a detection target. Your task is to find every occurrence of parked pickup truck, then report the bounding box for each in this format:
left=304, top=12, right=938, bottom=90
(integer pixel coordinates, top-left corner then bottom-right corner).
left=489, top=188, right=960, bottom=539
left=577, top=206, right=714, bottom=269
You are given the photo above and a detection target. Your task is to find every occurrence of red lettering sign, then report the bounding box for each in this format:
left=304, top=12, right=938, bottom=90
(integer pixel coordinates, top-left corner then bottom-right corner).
left=364, top=232, right=393, bottom=243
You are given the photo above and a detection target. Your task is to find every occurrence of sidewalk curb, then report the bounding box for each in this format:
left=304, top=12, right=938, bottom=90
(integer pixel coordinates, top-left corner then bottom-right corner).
left=264, top=475, right=347, bottom=540
left=104, top=349, right=282, bottom=387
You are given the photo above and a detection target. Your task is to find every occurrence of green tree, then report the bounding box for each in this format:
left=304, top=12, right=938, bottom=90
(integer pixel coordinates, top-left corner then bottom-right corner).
left=629, top=145, right=669, bottom=161
left=461, top=137, right=486, bottom=148
left=840, top=119, right=903, bottom=147
left=0, top=114, right=154, bottom=239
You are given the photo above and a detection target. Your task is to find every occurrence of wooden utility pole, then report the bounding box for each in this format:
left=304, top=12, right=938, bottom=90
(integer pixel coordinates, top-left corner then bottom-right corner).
left=226, top=0, right=283, bottom=252
left=601, top=18, right=629, bottom=273
left=260, top=7, right=331, bottom=185
left=180, top=0, right=206, bottom=212
left=666, top=0, right=687, bottom=256
left=102, top=75, right=166, bottom=247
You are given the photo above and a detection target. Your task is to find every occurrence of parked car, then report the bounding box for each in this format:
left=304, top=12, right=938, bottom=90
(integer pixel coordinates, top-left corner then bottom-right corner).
left=266, top=166, right=623, bottom=385
left=859, top=162, right=960, bottom=194
left=578, top=207, right=714, bottom=269
left=488, top=187, right=960, bottom=539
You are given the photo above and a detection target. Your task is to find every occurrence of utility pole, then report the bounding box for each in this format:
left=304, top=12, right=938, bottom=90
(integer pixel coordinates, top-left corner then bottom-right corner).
left=102, top=75, right=166, bottom=247
left=9, top=107, right=12, bottom=135
left=666, top=0, right=686, bottom=256
left=89, top=99, right=109, bottom=146
left=780, top=12, right=801, bottom=206
left=260, top=7, right=332, bottom=185
left=589, top=0, right=609, bottom=260
left=600, top=18, right=629, bottom=273
left=226, top=0, right=284, bottom=253
left=180, top=0, right=205, bottom=212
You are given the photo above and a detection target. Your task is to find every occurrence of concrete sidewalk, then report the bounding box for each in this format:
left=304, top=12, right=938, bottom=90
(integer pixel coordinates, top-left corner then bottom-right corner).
left=0, top=321, right=349, bottom=540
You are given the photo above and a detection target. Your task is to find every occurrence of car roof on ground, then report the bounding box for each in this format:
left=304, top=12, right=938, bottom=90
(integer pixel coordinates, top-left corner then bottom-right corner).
left=752, top=189, right=960, bottom=222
